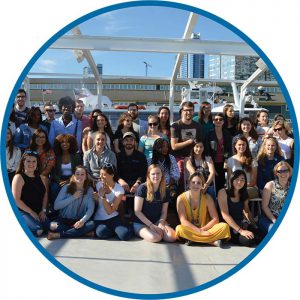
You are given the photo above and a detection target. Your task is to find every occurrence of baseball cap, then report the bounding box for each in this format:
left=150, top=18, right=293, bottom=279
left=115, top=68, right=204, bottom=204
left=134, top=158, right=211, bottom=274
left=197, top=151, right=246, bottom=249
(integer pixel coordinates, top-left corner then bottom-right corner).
left=123, top=132, right=136, bottom=140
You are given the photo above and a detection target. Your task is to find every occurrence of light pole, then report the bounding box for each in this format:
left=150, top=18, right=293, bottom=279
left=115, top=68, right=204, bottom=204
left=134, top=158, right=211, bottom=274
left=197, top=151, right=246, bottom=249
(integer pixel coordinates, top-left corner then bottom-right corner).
left=143, top=61, right=152, bottom=76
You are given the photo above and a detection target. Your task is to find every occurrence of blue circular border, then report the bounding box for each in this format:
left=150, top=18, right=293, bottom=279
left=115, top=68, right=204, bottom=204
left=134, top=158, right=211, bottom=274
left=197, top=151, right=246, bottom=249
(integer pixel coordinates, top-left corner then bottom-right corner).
left=1, top=1, right=298, bottom=299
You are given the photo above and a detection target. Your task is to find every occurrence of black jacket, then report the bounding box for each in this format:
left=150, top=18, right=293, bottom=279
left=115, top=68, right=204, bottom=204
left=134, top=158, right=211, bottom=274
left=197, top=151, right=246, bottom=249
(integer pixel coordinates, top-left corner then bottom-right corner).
left=205, top=129, right=233, bottom=161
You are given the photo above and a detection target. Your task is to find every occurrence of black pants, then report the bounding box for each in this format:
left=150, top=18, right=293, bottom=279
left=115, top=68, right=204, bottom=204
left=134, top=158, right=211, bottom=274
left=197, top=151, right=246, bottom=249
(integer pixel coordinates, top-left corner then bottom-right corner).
left=214, top=162, right=226, bottom=193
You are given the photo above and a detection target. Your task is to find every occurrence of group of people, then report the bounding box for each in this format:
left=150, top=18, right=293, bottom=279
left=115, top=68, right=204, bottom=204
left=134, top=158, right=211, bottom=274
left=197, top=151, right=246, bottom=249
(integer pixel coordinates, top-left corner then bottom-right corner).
left=6, top=88, right=293, bottom=247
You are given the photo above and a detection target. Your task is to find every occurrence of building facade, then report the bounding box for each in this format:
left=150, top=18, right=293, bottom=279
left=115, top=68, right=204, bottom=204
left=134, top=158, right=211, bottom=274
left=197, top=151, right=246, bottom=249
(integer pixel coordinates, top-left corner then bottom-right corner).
left=179, top=33, right=205, bottom=79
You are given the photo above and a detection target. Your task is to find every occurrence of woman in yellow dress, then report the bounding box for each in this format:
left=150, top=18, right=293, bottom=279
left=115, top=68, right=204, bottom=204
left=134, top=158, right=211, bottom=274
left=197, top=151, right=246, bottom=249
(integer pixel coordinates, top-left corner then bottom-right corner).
left=176, top=171, right=230, bottom=246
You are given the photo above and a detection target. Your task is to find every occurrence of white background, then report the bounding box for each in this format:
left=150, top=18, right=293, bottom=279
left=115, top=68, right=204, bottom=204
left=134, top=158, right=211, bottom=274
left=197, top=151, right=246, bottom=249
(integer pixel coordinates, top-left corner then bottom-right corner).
left=1, top=1, right=299, bottom=299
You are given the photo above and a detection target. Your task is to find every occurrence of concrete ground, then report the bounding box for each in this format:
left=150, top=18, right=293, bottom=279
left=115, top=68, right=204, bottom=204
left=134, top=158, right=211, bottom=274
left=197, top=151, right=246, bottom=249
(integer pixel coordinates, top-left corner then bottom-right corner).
left=38, top=237, right=253, bottom=295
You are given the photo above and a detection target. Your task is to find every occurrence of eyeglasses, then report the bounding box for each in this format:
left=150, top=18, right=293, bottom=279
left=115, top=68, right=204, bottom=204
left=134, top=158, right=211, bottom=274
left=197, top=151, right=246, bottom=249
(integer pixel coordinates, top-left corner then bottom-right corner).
left=277, top=169, right=289, bottom=174
left=24, top=150, right=38, bottom=156
left=274, top=127, right=283, bottom=132
left=214, top=118, right=223, bottom=122
left=148, top=122, right=158, bottom=127
left=45, top=109, right=56, bottom=113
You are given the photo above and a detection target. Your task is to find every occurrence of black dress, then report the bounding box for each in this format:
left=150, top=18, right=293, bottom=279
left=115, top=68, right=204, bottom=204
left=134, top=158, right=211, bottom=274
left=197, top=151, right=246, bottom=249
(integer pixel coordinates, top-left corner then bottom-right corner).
left=20, top=173, right=46, bottom=214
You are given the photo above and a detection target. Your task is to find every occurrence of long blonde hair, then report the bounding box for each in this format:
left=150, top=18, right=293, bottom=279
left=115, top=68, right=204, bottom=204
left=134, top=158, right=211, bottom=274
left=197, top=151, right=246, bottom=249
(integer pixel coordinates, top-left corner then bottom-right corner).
left=146, top=164, right=166, bottom=202
left=257, top=137, right=283, bottom=164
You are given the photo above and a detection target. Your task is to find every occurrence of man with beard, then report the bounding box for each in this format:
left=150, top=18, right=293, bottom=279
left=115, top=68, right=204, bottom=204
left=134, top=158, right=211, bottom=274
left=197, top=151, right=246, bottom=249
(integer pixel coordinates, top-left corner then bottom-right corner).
left=48, top=96, right=82, bottom=149
left=14, top=89, right=30, bottom=127
left=127, top=103, right=147, bottom=138
left=117, top=132, right=147, bottom=218
left=170, top=101, right=202, bottom=193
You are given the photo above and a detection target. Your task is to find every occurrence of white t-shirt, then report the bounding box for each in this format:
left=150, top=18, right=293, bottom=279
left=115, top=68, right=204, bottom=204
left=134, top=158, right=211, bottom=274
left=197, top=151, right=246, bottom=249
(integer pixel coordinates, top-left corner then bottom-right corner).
left=277, top=137, right=293, bottom=159
left=227, top=156, right=258, bottom=183
left=94, top=182, right=124, bottom=220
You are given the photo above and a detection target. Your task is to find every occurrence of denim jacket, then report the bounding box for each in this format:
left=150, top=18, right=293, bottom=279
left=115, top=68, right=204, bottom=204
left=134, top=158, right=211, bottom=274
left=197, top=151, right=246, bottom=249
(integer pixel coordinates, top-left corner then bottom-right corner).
left=13, top=123, right=47, bottom=151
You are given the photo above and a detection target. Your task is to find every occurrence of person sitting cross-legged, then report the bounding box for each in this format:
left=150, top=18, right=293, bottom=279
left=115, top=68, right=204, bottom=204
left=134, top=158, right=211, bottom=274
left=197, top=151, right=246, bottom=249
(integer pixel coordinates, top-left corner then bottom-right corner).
left=176, top=171, right=230, bottom=246
left=47, top=166, right=95, bottom=240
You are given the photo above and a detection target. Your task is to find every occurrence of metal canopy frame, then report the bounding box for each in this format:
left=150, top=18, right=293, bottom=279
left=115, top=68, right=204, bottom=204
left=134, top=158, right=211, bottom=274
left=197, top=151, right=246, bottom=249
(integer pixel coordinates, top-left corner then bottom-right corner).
left=28, top=12, right=267, bottom=119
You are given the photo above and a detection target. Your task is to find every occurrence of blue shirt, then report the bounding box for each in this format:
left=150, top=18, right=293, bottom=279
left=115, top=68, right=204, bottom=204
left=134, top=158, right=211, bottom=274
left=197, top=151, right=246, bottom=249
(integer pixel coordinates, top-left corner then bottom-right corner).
left=48, top=115, right=82, bottom=148
left=134, top=183, right=169, bottom=224
left=257, top=155, right=284, bottom=190
left=13, top=123, right=48, bottom=150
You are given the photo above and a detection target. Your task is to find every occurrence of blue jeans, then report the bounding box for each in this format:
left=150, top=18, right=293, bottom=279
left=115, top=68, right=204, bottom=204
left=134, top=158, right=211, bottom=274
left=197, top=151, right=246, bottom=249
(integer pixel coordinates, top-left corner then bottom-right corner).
left=19, top=210, right=50, bottom=236
left=94, top=215, right=133, bottom=241
left=258, top=215, right=274, bottom=236
left=54, top=219, right=95, bottom=238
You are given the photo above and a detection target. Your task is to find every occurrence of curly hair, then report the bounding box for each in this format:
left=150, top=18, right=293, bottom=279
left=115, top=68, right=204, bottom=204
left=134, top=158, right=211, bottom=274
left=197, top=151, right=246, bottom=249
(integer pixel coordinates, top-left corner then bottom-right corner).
left=117, top=112, right=133, bottom=130
left=26, top=107, right=43, bottom=126
left=53, top=134, right=78, bottom=155
left=58, top=96, right=75, bottom=112
left=151, top=138, right=171, bottom=171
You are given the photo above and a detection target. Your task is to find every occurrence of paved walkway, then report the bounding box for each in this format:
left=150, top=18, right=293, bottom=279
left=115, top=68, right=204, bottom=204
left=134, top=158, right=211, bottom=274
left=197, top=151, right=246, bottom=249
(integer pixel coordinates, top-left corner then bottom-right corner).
left=38, top=237, right=253, bottom=294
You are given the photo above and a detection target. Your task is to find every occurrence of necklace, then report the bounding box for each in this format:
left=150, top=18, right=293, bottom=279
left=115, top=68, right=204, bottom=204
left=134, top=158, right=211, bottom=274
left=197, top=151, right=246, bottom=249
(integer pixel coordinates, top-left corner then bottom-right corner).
left=188, top=191, right=201, bottom=227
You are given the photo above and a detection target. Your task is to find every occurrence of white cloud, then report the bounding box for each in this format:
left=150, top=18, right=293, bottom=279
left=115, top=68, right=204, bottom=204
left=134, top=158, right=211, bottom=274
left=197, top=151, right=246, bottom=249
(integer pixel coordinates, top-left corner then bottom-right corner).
left=93, top=11, right=132, bottom=34
left=35, top=59, right=57, bottom=72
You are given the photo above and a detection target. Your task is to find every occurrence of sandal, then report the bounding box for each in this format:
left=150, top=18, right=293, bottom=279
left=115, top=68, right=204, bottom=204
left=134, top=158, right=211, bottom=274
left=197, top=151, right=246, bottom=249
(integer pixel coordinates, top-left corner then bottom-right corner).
left=47, top=232, right=60, bottom=240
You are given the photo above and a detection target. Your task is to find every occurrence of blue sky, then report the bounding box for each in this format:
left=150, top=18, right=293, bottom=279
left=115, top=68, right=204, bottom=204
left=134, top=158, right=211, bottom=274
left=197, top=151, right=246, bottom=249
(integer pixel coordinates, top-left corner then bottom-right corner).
left=30, top=6, right=241, bottom=77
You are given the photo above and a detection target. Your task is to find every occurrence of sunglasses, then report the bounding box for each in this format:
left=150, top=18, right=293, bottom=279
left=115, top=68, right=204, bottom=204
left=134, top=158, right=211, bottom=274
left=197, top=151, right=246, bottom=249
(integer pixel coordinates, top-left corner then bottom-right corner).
left=214, top=118, right=223, bottom=121
left=277, top=169, right=289, bottom=174
left=274, top=127, right=283, bottom=132
left=103, top=162, right=113, bottom=169
left=24, top=150, right=38, bottom=156
left=148, top=122, right=158, bottom=127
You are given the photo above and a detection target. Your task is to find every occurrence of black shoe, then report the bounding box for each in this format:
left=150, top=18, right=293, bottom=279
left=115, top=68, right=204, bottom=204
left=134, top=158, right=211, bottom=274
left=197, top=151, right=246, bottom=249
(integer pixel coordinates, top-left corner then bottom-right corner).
left=185, top=239, right=192, bottom=246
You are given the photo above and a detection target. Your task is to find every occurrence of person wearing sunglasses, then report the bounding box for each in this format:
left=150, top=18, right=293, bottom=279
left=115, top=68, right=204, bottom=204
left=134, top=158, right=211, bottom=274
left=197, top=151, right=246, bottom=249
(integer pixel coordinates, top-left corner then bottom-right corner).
left=272, top=120, right=294, bottom=166
left=205, top=113, right=232, bottom=193
left=12, top=151, right=50, bottom=236
left=41, top=102, right=56, bottom=133
left=258, top=161, right=292, bottom=236
left=138, top=115, right=167, bottom=160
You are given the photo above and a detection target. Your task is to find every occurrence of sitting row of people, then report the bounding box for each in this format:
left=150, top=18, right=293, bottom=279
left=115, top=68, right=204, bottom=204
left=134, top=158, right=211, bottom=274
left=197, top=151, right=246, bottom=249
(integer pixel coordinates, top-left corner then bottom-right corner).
left=11, top=149, right=292, bottom=247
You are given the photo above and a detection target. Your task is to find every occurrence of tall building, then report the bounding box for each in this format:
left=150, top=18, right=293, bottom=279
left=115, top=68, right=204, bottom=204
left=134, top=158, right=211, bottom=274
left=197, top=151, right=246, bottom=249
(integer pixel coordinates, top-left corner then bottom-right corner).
left=83, top=64, right=103, bottom=77
left=208, top=55, right=275, bottom=81
left=179, top=33, right=205, bottom=78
